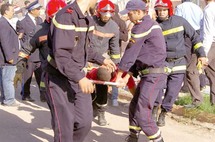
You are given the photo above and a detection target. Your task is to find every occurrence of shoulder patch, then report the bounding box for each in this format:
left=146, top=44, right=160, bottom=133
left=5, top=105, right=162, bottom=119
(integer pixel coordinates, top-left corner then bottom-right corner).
left=66, top=7, right=73, bottom=14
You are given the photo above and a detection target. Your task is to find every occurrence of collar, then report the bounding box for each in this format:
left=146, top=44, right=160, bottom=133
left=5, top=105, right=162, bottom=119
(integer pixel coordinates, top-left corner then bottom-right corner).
left=28, top=13, right=36, bottom=25
left=72, top=1, right=88, bottom=19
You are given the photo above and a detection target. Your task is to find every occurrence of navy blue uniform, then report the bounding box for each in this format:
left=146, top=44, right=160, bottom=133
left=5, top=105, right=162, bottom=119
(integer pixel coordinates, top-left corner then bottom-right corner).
left=44, top=2, right=105, bottom=142
left=118, top=15, right=167, bottom=140
left=154, top=15, right=206, bottom=111
left=17, top=14, right=43, bottom=100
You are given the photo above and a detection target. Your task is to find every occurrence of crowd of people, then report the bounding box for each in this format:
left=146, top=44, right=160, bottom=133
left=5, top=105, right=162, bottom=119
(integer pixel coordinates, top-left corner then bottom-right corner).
left=0, top=0, right=214, bottom=142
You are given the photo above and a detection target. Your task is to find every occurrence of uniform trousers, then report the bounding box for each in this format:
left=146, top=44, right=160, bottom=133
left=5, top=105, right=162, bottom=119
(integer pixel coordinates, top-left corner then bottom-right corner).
left=129, top=73, right=167, bottom=140
left=21, top=61, right=42, bottom=98
left=187, top=43, right=215, bottom=105
left=45, top=72, right=92, bottom=142
left=155, top=73, right=185, bottom=111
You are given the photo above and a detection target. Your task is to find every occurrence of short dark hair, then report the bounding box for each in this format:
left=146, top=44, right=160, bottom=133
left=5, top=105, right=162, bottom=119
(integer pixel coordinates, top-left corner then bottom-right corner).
left=0, top=3, right=12, bottom=15
left=97, top=67, right=112, bottom=81
left=24, top=0, right=30, bottom=6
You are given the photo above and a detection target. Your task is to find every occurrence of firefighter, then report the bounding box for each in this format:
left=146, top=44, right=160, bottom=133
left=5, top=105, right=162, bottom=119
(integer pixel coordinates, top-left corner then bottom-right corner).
left=91, top=0, right=121, bottom=126
left=42, top=0, right=116, bottom=142
left=14, top=0, right=67, bottom=102
left=152, top=0, right=208, bottom=127
left=116, top=0, right=167, bottom=141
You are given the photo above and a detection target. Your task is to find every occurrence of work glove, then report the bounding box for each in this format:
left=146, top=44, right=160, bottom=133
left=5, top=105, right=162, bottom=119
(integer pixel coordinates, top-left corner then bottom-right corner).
left=13, top=58, right=27, bottom=88
left=13, top=73, right=22, bottom=88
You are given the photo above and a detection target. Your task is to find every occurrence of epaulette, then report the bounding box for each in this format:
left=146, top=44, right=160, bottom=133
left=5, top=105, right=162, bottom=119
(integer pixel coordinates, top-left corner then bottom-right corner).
left=66, top=7, right=73, bottom=14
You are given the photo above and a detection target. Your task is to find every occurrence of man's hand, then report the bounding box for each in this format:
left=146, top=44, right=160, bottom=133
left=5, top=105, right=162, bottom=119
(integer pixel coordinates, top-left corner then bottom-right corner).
left=79, top=77, right=95, bottom=94
left=103, top=59, right=116, bottom=72
left=198, top=57, right=209, bottom=66
left=13, top=73, right=22, bottom=88
left=8, top=59, right=14, bottom=64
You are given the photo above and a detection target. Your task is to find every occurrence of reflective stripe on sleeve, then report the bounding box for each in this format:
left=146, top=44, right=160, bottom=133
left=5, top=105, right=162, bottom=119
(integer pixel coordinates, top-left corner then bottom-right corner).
left=193, top=42, right=203, bottom=50
left=52, top=16, right=95, bottom=32
left=110, top=54, right=121, bottom=59
left=162, top=26, right=184, bottom=36
left=19, top=52, right=29, bottom=59
left=131, top=25, right=161, bottom=39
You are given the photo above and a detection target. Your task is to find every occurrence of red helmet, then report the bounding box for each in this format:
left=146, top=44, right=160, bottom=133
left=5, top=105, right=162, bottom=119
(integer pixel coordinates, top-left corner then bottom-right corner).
left=46, top=0, right=67, bottom=20
left=97, top=0, right=115, bottom=17
left=154, top=0, right=173, bottom=16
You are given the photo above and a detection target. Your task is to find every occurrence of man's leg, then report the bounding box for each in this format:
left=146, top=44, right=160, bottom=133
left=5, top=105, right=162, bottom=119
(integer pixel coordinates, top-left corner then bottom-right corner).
left=2, top=66, right=17, bottom=105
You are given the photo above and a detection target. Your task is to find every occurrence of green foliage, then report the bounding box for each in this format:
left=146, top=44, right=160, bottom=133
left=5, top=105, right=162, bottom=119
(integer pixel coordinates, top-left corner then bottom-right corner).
left=175, top=95, right=215, bottom=114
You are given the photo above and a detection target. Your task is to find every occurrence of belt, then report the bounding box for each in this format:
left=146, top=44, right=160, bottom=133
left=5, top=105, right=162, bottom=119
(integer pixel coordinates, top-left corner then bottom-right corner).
left=139, top=67, right=171, bottom=75
left=166, top=57, right=184, bottom=62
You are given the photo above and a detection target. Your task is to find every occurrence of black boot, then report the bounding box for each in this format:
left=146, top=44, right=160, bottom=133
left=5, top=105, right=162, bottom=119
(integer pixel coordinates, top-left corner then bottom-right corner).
left=152, top=106, right=159, bottom=122
left=98, top=111, right=107, bottom=126
left=157, top=109, right=167, bottom=127
left=125, top=134, right=138, bottom=142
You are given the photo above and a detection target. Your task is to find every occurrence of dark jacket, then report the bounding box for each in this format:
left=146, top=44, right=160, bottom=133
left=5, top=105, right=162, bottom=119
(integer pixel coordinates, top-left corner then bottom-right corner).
left=47, top=1, right=105, bottom=93
left=0, top=17, right=19, bottom=66
left=119, top=15, right=167, bottom=72
left=30, top=20, right=50, bottom=69
left=91, top=15, right=120, bottom=64
left=157, top=15, right=206, bottom=74
left=16, top=14, right=43, bottom=62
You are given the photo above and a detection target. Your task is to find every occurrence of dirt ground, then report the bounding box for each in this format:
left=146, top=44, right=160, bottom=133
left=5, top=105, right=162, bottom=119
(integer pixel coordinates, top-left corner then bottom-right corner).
left=0, top=81, right=215, bottom=142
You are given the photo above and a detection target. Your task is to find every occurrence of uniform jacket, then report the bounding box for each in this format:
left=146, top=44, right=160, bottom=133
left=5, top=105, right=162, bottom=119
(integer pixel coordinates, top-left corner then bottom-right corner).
left=0, top=16, right=19, bottom=66
left=16, top=14, right=43, bottom=62
left=47, top=1, right=105, bottom=93
left=157, top=15, right=206, bottom=74
left=29, top=21, right=50, bottom=69
left=119, top=15, right=167, bottom=72
left=91, top=15, right=120, bottom=64
left=157, top=15, right=205, bottom=59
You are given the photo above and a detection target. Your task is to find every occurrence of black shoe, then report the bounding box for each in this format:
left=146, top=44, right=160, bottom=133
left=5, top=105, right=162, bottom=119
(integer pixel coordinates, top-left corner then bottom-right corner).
left=22, top=96, right=35, bottom=102
left=125, top=134, right=138, bottom=142
left=157, top=109, right=167, bottom=127
left=40, top=94, right=46, bottom=102
left=98, top=112, right=107, bottom=126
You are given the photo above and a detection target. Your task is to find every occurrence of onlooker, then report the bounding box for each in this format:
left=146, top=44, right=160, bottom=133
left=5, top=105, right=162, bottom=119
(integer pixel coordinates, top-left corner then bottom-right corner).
left=201, top=0, right=215, bottom=106
left=117, top=0, right=168, bottom=141
left=43, top=0, right=116, bottom=141
left=175, top=0, right=206, bottom=108
left=16, top=0, right=43, bottom=102
left=153, top=0, right=207, bottom=127
left=0, top=3, right=19, bottom=106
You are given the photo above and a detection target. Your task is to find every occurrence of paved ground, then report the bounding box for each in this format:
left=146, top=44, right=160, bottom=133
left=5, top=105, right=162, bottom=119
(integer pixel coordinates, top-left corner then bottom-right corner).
left=0, top=81, right=215, bottom=142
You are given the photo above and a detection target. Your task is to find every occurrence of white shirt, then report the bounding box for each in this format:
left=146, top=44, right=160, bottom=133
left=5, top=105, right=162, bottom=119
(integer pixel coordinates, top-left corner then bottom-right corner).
left=28, top=13, right=36, bottom=25
left=175, top=2, right=203, bottom=31
left=202, top=1, right=215, bottom=56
